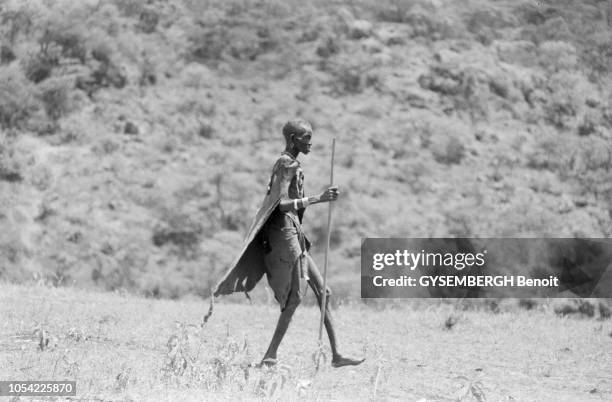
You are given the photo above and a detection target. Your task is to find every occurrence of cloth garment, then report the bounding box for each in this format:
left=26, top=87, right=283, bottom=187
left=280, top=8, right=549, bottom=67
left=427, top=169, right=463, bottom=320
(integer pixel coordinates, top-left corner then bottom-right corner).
left=213, top=152, right=311, bottom=309
left=262, top=210, right=309, bottom=310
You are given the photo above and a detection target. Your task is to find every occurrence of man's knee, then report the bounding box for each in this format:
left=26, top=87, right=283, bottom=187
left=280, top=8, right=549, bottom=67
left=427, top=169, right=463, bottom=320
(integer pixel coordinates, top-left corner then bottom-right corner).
left=315, top=283, right=331, bottom=299
left=283, top=290, right=302, bottom=311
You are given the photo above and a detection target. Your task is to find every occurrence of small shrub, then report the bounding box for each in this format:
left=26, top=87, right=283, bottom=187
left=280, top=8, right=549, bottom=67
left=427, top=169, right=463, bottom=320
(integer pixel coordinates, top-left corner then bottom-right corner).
left=152, top=209, right=204, bottom=259
left=229, top=26, right=279, bottom=61
left=198, top=122, right=215, bottom=139
left=579, top=300, right=595, bottom=317
left=336, top=65, right=362, bottom=94
left=0, top=159, right=23, bottom=183
left=518, top=298, right=537, bottom=310
left=335, top=64, right=380, bottom=94
left=574, top=137, right=612, bottom=173
left=28, top=116, right=59, bottom=136
left=543, top=71, right=597, bottom=130
left=374, top=0, right=413, bottom=23
left=103, top=64, right=127, bottom=88
left=1, top=5, right=34, bottom=46
left=0, top=66, right=40, bottom=129
left=520, top=16, right=574, bottom=45
left=176, top=95, right=216, bottom=116
left=40, top=26, right=87, bottom=64
left=515, top=3, right=548, bottom=26
left=23, top=53, right=58, bottom=83
left=0, top=45, right=16, bottom=64
left=316, top=37, right=340, bottom=58
left=188, top=26, right=228, bottom=65
left=58, top=116, right=85, bottom=143
left=545, top=101, right=577, bottom=129
left=38, top=77, right=72, bottom=121
left=465, top=9, right=514, bottom=45
left=432, top=136, right=465, bottom=165
left=70, top=32, right=122, bottom=94
left=603, top=104, right=612, bottom=128
left=582, top=33, right=612, bottom=80
left=92, top=139, right=120, bottom=155
left=538, top=41, right=578, bottom=73
left=124, top=121, right=139, bottom=135
left=495, top=40, right=537, bottom=66
left=255, top=26, right=278, bottom=54
left=91, top=40, right=113, bottom=65
left=488, top=75, right=510, bottom=99
left=187, top=21, right=279, bottom=66
left=444, top=315, right=458, bottom=330
left=78, top=61, right=127, bottom=96
left=526, top=136, right=570, bottom=171
left=418, top=65, right=464, bottom=96
left=554, top=300, right=596, bottom=317
left=297, top=26, right=319, bottom=43
left=112, top=0, right=146, bottom=17
left=455, top=375, right=486, bottom=402
left=419, top=64, right=490, bottom=121
left=139, top=57, right=157, bottom=86
left=577, top=115, right=596, bottom=136
left=348, top=19, right=373, bottom=40
left=181, top=63, right=214, bottom=88
left=465, top=8, right=517, bottom=31
left=369, top=0, right=459, bottom=39
left=467, top=23, right=497, bottom=46
left=93, top=3, right=122, bottom=37
left=138, top=9, right=159, bottom=33
left=404, top=6, right=456, bottom=41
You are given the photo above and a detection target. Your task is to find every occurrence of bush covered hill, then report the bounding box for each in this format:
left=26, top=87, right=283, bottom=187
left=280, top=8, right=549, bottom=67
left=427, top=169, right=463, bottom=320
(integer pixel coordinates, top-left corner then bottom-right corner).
left=1, top=0, right=612, bottom=300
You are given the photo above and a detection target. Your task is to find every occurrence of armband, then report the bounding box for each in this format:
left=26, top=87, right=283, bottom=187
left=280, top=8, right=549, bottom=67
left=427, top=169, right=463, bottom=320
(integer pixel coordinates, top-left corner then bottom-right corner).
left=292, top=197, right=310, bottom=210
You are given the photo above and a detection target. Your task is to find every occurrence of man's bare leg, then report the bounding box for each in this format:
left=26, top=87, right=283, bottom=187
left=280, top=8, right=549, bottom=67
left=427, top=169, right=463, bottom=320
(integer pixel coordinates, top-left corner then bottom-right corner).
left=261, top=299, right=299, bottom=366
left=306, top=254, right=364, bottom=368
left=261, top=263, right=304, bottom=366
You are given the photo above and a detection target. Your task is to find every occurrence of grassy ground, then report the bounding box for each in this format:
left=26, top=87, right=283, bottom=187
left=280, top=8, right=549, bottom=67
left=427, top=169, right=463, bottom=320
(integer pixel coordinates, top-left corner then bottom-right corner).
left=1, top=283, right=611, bottom=401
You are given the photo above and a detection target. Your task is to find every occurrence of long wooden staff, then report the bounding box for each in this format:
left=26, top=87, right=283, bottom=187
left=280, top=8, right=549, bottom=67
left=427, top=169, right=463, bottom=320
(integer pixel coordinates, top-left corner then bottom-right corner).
left=318, top=138, right=336, bottom=343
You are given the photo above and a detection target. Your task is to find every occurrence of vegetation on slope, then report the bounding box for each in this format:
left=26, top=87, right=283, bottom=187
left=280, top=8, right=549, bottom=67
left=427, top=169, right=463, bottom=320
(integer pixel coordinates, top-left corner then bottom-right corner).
left=1, top=0, right=611, bottom=300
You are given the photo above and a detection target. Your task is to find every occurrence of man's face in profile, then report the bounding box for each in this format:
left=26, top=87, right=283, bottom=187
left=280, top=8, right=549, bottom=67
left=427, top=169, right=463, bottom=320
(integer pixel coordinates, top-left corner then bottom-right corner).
left=293, top=128, right=313, bottom=154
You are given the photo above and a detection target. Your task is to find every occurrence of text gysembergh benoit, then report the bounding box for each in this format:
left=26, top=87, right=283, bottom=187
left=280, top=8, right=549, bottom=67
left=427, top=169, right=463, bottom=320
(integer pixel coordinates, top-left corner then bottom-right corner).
left=370, top=250, right=560, bottom=288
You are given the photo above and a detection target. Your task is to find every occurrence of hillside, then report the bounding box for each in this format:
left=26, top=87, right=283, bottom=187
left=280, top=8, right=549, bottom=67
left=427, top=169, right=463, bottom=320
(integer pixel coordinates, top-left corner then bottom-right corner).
left=1, top=283, right=611, bottom=400
left=1, top=0, right=612, bottom=299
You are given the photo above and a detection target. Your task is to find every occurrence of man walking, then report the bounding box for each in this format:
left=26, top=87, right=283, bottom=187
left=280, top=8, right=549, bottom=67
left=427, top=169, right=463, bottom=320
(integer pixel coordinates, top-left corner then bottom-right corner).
left=213, top=118, right=364, bottom=368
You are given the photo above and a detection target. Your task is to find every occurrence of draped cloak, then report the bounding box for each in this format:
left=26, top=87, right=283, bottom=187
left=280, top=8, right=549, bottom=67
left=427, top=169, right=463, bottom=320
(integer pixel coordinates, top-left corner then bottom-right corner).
left=212, top=154, right=307, bottom=302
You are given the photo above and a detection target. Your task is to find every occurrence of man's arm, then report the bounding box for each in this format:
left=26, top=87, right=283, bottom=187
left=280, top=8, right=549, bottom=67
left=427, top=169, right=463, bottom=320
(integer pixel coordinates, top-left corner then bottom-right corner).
left=278, top=186, right=339, bottom=212
left=271, top=156, right=339, bottom=213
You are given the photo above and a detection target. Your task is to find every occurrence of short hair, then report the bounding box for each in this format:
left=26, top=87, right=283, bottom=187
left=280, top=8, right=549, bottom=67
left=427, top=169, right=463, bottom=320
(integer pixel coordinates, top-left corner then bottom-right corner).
left=282, top=118, right=312, bottom=144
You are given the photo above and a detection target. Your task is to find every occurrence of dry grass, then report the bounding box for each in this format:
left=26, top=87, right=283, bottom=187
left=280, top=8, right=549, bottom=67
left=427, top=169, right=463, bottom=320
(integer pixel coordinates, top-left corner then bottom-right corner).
left=1, top=283, right=611, bottom=401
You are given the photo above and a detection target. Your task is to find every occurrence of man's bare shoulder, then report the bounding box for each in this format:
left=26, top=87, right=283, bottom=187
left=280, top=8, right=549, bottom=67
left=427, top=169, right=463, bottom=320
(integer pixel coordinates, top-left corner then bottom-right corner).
left=274, top=154, right=299, bottom=171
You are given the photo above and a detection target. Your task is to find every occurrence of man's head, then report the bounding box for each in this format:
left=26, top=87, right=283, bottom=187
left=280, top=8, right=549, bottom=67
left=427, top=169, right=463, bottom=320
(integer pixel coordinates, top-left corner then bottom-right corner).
left=282, top=118, right=313, bottom=155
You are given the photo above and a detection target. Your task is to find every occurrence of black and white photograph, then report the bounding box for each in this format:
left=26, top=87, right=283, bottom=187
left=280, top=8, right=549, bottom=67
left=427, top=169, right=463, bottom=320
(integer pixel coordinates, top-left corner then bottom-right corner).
left=1, top=0, right=611, bottom=400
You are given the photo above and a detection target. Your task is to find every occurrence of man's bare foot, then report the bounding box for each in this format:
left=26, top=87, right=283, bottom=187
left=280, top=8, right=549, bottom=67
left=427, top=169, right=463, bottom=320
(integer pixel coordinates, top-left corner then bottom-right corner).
left=331, top=355, right=365, bottom=368
left=257, top=357, right=278, bottom=368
